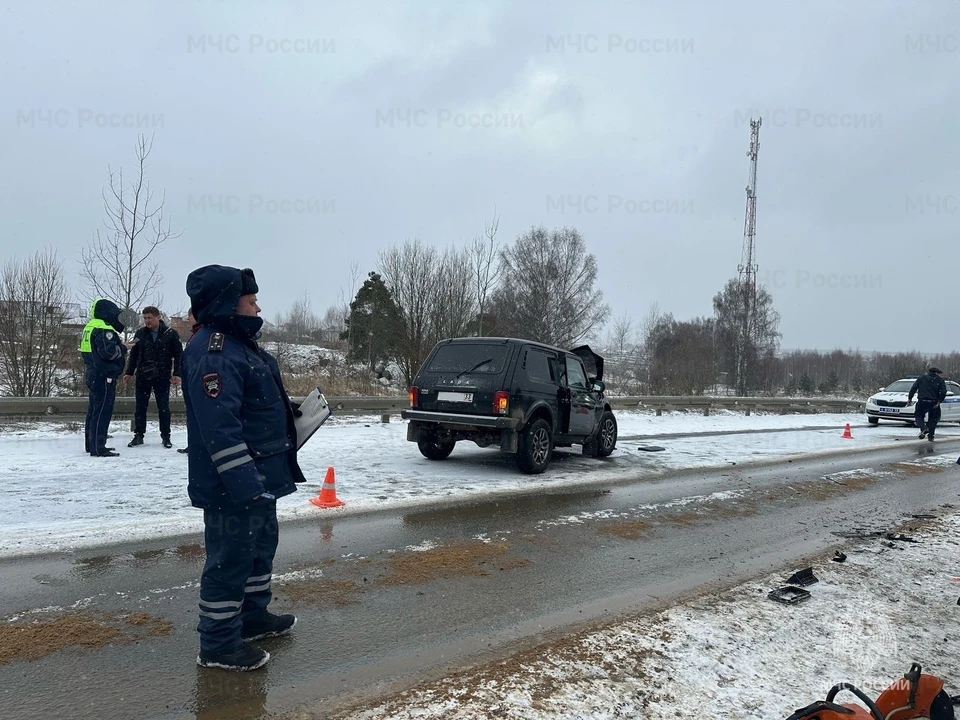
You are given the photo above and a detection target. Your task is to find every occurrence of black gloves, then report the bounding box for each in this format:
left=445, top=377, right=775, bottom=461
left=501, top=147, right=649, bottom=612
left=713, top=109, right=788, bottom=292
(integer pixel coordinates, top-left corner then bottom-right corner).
left=291, top=400, right=303, bottom=418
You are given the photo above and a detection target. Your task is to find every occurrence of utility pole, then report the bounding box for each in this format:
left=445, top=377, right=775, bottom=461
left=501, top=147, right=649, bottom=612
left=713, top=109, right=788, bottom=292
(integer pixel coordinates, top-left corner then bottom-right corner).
left=735, top=117, right=761, bottom=396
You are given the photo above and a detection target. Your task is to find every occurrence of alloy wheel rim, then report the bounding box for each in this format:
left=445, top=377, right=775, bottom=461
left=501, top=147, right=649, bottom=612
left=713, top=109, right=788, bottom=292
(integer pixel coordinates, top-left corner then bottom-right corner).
left=532, top=428, right=550, bottom=464
left=601, top=419, right=616, bottom=448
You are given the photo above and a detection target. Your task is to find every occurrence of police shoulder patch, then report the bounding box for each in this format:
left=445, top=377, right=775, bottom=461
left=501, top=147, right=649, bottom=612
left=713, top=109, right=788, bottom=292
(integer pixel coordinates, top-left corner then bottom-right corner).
left=202, top=372, right=222, bottom=398
left=207, top=332, right=224, bottom=352
left=106, top=331, right=114, bottom=340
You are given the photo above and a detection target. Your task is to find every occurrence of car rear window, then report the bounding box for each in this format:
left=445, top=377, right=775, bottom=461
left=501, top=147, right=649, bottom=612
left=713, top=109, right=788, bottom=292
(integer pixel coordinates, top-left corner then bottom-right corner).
left=424, top=344, right=510, bottom=374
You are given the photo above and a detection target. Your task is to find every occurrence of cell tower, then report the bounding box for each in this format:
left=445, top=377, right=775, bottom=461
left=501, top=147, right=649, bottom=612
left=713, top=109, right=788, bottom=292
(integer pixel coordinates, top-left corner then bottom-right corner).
left=735, top=117, right=761, bottom=395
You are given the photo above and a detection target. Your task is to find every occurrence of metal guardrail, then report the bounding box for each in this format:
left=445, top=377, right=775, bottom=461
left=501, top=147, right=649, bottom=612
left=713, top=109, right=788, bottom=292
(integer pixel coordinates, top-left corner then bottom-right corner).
left=609, top=395, right=864, bottom=416
left=0, top=394, right=865, bottom=422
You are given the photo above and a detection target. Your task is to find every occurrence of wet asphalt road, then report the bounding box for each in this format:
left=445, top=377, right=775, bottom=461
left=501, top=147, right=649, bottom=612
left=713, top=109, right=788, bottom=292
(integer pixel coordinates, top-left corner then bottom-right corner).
left=2, top=439, right=959, bottom=720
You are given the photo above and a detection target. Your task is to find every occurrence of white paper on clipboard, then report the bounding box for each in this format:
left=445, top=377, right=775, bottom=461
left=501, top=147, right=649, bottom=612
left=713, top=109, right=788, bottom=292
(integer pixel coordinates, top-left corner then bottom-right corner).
left=294, top=387, right=333, bottom=449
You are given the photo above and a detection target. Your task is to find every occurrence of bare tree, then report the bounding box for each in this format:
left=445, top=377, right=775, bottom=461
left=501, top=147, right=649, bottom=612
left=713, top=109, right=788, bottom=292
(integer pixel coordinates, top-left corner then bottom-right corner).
left=0, top=250, right=72, bottom=396
left=431, top=244, right=476, bottom=342
left=335, top=260, right=362, bottom=346
left=470, top=207, right=502, bottom=335
left=602, top=311, right=640, bottom=394
left=636, top=302, right=666, bottom=391
left=378, top=239, right=438, bottom=386
left=647, top=316, right=716, bottom=395
left=607, top=311, right=635, bottom=356
left=321, top=303, right=347, bottom=336
left=80, top=134, right=181, bottom=338
left=490, top=225, right=610, bottom=348
left=713, top=278, right=781, bottom=395
left=286, top=292, right=319, bottom=342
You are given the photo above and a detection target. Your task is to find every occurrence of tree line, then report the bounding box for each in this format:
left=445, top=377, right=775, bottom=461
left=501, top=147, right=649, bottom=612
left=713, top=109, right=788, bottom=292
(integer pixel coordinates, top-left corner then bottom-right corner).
left=0, top=133, right=953, bottom=397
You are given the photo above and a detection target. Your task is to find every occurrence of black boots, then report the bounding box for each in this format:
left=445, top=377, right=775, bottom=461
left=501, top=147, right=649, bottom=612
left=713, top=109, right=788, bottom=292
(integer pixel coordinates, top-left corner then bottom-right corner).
left=241, top=611, right=297, bottom=641
left=197, top=642, right=270, bottom=671
left=129, top=434, right=173, bottom=448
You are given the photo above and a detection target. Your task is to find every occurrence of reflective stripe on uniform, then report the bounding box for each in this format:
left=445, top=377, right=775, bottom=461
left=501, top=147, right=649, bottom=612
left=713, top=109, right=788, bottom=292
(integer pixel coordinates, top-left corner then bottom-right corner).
left=245, top=573, right=271, bottom=594
left=211, top=443, right=248, bottom=462
left=216, top=455, right=254, bottom=473
left=198, top=598, right=242, bottom=619
left=199, top=599, right=243, bottom=610
left=198, top=607, right=242, bottom=620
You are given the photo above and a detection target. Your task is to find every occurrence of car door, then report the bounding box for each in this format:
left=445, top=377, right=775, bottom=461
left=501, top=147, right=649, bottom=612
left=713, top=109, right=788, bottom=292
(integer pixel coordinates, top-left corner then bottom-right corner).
left=515, top=346, right=561, bottom=425
left=564, top=354, right=597, bottom=438
left=943, top=381, right=960, bottom=421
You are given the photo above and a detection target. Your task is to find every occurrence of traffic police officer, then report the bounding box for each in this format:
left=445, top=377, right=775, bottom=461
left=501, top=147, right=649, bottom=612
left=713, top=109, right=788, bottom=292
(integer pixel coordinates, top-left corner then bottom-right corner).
left=79, top=298, right=127, bottom=457
left=182, top=265, right=304, bottom=671
left=908, top=367, right=948, bottom=441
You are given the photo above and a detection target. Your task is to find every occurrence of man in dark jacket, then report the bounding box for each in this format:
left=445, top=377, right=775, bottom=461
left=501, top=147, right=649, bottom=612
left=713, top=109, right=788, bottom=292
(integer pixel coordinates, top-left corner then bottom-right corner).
left=79, top=299, right=127, bottom=457
left=182, top=265, right=304, bottom=671
left=123, top=306, right=183, bottom=448
left=908, top=367, right=948, bottom=441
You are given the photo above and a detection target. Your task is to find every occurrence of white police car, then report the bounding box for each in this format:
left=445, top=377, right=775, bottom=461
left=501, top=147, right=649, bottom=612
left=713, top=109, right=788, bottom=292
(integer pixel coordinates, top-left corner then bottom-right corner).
left=865, top=376, right=960, bottom=425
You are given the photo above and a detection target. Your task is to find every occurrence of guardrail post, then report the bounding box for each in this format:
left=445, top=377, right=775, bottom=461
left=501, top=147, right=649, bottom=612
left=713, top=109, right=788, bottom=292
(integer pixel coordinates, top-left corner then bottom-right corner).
left=380, top=413, right=390, bottom=424
left=744, top=407, right=751, bottom=416
left=703, top=405, right=710, bottom=417
left=655, top=407, right=662, bottom=417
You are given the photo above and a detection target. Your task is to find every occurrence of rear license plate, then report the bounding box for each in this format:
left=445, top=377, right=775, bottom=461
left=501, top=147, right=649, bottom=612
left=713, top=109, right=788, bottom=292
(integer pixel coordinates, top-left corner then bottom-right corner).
left=877, top=407, right=899, bottom=414
left=437, top=391, right=474, bottom=403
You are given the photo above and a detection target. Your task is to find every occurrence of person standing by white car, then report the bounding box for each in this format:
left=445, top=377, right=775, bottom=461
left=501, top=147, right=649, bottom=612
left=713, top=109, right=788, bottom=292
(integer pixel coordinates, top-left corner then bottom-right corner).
left=907, top=367, right=947, bottom=441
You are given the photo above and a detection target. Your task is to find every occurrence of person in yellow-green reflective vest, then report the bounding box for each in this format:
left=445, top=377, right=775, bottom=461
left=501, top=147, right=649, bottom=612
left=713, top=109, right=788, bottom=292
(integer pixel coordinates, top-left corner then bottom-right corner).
left=79, top=299, right=127, bottom=457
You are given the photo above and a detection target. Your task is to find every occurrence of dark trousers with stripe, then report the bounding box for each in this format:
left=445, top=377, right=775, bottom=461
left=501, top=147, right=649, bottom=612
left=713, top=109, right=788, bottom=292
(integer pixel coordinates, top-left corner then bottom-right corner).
left=915, top=400, right=941, bottom=437
left=84, top=370, right=117, bottom=455
left=198, top=501, right=279, bottom=654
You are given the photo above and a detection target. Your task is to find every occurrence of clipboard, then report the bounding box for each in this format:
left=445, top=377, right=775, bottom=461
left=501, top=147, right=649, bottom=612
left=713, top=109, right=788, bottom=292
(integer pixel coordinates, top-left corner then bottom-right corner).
left=294, top=386, right=333, bottom=450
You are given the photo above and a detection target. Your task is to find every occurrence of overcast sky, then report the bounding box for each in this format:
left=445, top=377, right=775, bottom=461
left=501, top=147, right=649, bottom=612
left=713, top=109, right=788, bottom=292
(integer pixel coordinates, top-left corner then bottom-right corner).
left=2, top=0, right=958, bottom=353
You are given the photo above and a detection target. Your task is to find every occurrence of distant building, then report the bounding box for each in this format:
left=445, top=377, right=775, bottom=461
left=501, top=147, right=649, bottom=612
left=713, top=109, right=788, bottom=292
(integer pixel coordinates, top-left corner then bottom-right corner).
left=167, top=314, right=192, bottom=337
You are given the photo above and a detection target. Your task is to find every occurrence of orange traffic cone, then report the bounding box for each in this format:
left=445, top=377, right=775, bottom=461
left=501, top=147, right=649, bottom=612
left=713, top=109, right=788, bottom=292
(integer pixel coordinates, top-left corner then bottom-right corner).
left=841, top=423, right=853, bottom=439
left=309, top=467, right=345, bottom=508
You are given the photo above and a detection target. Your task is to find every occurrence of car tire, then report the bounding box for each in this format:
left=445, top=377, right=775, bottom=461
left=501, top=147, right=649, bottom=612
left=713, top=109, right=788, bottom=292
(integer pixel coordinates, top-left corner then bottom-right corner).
left=517, top=418, right=552, bottom=474
left=417, top=433, right=455, bottom=460
left=597, top=411, right=618, bottom=456
left=867, top=417, right=879, bottom=425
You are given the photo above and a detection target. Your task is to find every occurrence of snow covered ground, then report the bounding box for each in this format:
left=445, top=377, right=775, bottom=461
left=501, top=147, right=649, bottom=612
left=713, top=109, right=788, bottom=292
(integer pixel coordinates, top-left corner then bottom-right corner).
left=0, top=410, right=955, bottom=557
left=341, top=506, right=960, bottom=720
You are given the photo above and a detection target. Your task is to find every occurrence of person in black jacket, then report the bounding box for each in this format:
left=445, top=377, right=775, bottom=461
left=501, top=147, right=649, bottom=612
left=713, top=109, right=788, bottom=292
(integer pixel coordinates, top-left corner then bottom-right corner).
left=907, top=367, right=948, bottom=441
left=123, top=306, right=183, bottom=448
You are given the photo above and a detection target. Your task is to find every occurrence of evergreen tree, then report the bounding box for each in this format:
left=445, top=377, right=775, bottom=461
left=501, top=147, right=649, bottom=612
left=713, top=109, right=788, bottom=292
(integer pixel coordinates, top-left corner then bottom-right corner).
left=343, top=272, right=404, bottom=372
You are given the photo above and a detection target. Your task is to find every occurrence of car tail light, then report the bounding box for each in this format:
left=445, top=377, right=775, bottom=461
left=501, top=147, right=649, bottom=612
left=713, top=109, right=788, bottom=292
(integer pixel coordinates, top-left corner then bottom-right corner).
left=409, top=386, right=419, bottom=408
left=493, top=391, right=509, bottom=415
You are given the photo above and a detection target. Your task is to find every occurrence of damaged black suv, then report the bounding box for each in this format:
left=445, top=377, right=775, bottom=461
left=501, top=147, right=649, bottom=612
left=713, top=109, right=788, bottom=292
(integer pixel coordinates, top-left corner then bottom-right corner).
left=400, top=337, right=618, bottom=474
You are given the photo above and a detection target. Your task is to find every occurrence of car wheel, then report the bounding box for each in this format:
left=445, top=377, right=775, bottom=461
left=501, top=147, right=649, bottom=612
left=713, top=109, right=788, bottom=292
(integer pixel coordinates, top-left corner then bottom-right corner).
left=517, top=418, right=552, bottom=474
left=597, top=411, right=618, bottom=457
left=417, top=433, right=455, bottom=460
left=868, top=417, right=879, bottom=425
